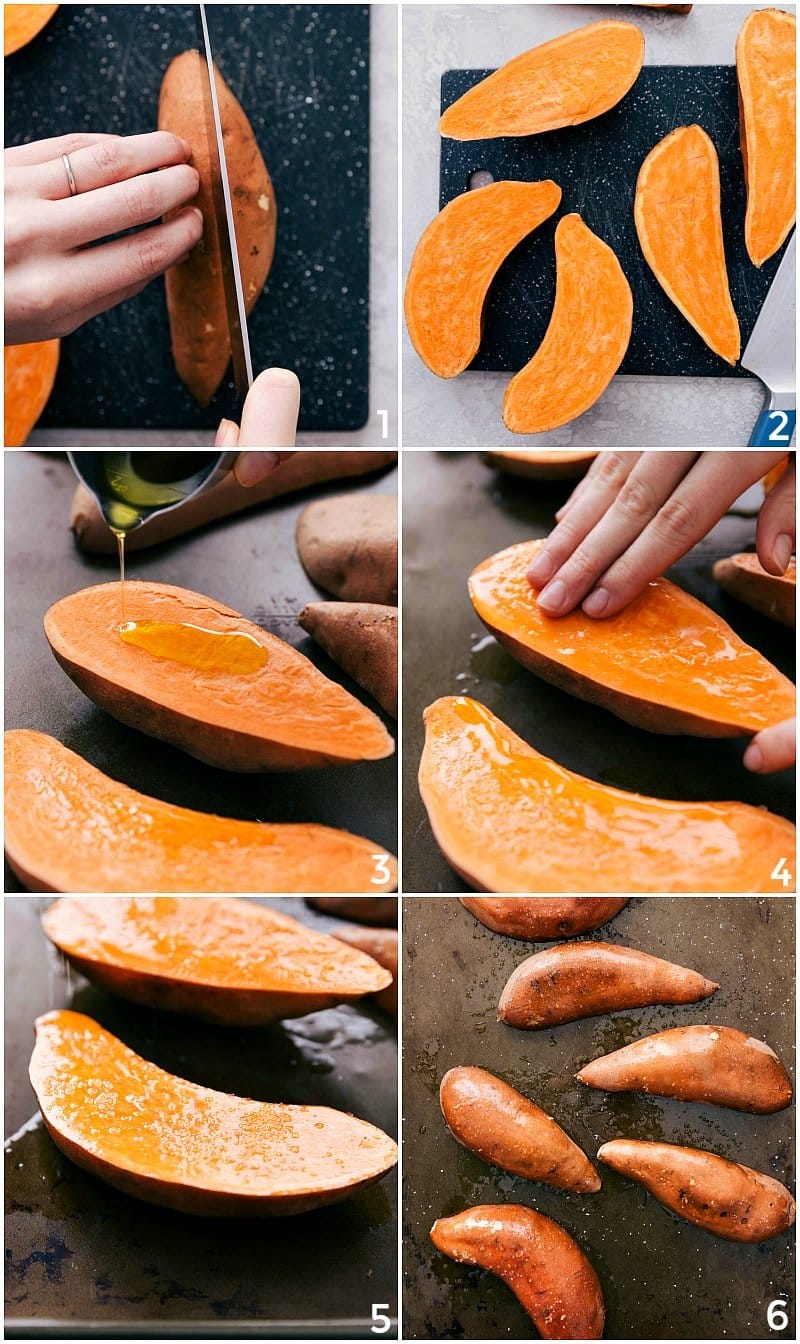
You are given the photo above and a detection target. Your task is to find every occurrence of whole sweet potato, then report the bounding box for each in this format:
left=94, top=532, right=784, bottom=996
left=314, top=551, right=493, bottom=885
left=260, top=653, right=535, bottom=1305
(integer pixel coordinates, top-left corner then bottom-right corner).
left=306, top=897, right=397, bottom=926
left=334, top=926, right=398, bottom=1019
left=296, top=494, right=397, bottom=604
left=460, top=897, right=629, bottom=940
left=299, top=602, right=397, bottom=717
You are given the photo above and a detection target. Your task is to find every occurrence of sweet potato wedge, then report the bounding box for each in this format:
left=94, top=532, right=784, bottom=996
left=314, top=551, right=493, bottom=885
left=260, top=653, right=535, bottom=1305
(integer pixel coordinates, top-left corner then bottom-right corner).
left=713, top=552, right=795, bottom=628
left=469, top=539, right=796, bottom=735
left=299, top=602, right=397, bottom=717
left=421, top=698, right=796, bottom=893
left=737, top=8, right=796, bottom=267
left=42, top=897, right=391, bottom=1024
left=306, top=897, right=397, bottom=925
left=44, top=581, right=393, bottom=771
left=4, top=339, right=60, bottom=446
left=460, top=897, right=629, bottom=940
left=431, top=1204, right=604, bottom=1339
left=4, top=4, right=58, bottom=56
left=440, top=1066, right=600, bottom=1192
left=598, top=1138, right=795, bottom=1242
left=30, top=1010, right=397, bottom=1215
left=5, top=731, right=397, bottom=894
left=159, top=50, right=276, bottom=405
left=577, top=1025, right=792, bottom=1113
left=484, top=450, right=598, bottom=481
left=296, top=494, right=397, bottom=604
left=334, top=926, right=398, bottom=1018
left=498, top=942, right=718, bottom=1028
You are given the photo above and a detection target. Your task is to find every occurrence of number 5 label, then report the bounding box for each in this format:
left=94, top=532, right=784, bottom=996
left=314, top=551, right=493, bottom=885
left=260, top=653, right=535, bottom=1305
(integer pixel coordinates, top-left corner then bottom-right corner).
left=371, top=1302, right=391, bottom=1334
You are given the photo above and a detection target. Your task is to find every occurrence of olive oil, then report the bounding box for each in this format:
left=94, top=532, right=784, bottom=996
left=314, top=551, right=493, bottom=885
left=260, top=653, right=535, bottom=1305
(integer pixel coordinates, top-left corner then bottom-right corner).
left=118, top=621, right=268, bottom=674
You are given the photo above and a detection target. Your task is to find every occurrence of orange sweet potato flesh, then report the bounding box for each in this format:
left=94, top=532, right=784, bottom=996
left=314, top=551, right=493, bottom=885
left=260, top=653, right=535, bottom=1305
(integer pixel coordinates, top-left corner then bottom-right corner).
left=577, top=1025, right=792, bottom=1113
left=44, top=581, right=393, bottom=770
left=4, top=4, right=58, bottom=55
left=420, top=697, right=796, bottom=893
left=737, top=9, right=796, bottom=267
left=42, top=897, right=392, bottom=1024
left=404, top=180, right=561, bottom=378
left=714, top=553, right=795, bottom=628
left=459, top=897, right=629, bottom=940
left=30, top=1010, right=397, bottom=1215
left=635, top=125, right=740, bottom=363
left=438, top=20, right=644, bottom=140
left=4, top=339, right=59, bottom=445
left=502, top=214, right=632, bottom=435
left=430, top=1204, right=605, bottom=1339
left=469, top=540, right=795, bottom=735
left=439, top=1066, right=600, bottom=1193
left=5, top=731, right=397, bottom=894
left=484, top=451, right=598, bottom=480
left=159, top=51, right=276, bottom=406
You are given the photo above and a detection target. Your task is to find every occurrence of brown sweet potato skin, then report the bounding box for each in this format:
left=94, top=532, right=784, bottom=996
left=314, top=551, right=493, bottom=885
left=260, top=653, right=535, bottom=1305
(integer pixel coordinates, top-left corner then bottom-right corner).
left=499, top=941, right=718, bottom=1028
left=299, top=602, right=397, bottom=716
left=713, top=553, right=795, bottom=628
left=577, top=1025, right=792, bottom=1113
left=431, top=1204, right=604, bottom=1339
left=440, top=1066, right=600, bottom=1192
left=159, top=50, right=276, bottom=406
left=296, top=494, right=397, bottom=604
left=598, top=1139, right=795, bottom=1242
left=307, top=897, right=397, bottom=925
left=460, top=897, right=629, bottom=941
left=334, top=926, right=398, bottom=1018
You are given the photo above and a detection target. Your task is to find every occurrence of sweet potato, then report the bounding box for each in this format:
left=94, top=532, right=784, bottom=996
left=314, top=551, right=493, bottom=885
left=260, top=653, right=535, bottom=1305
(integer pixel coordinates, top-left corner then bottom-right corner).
left=499, top=942, right=718, bottom=1029
left=430, top=1205, right=604, bottom=1339
left=299, top=602, right=397, bottom=716
left=713, top=552, right=795, bottom=628
left=334, top=926, right=398, bottom=1018
left=70, top=451, right=397, bottom=553
left=30, top=1010, right=397, bottom=1215
left=159, top=50, right=276, bottom=406
left=439, top=1066, right=600, bottom=1192
left=5, top=731, right=397, bottom=894
left=438, top=20, right=644, bottom=139
left=4, top=339, right=59, bottom=446
left=597, top=1138, right=795, bottom=1242
left=460, top=897, right=629, bottom=940
left=43, top=897, right=391, bottom=1024
left=306, top=897, right=397, bottom=925
left=296, top=494, right=397, bottom=604
left=44, top=581, right=393, bottom=771
left=737, top=9, right=796, bottom=267
left=4, top=4, right=58, bottom=56
left=577, top=1025, right=792, bottom=1113
left=484, top=450, right=597, bottom=481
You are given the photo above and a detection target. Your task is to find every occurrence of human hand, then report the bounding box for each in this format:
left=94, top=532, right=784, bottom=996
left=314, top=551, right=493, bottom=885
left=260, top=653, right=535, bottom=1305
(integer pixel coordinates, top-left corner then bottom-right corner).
left=5, top=132, right=202, bottom=345
left=744, top=718, right=796, bottom=774
left=215, top=367, right=300, bottom=457
left=528, top=451, right=794, bottom=617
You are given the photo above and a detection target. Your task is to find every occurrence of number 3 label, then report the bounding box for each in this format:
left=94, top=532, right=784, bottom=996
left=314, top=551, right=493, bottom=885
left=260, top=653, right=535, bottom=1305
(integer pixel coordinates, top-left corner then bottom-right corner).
left=371, top=853, right=391, bottom=885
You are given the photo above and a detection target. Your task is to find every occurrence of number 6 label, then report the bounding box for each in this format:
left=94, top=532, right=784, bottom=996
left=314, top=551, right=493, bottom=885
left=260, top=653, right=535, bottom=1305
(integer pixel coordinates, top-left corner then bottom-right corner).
left=767, top=1299, right=789, bottom=1331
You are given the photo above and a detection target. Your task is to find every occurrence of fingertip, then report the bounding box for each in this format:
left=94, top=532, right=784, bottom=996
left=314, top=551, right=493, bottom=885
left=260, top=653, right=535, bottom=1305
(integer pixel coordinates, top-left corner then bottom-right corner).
left=253, top=366, right=301, bottom=396
left=743, top=741, right=764, bottom=773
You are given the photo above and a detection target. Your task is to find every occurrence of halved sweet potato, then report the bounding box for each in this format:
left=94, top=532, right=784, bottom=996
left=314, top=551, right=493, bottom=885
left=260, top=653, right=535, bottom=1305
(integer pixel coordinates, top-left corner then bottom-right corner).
left=502, top=215, right=632, bottom=435
left=44, top=581, right=393, bottom=770
left=438, top=20, right=644, bottom=139
left=4, top=339, right=60, bottom=446
left=5, top=732, right=397, bottom=894
left=714, top=552, right=795, bottom=628
left=42, top=897, right=392, bottom=1024
left=484, top=451, right=598, bottom=480
left=469, top=540, right=795, bottom=735
left=737, top=9, right=796, bottom=267
left=419, top=697, right=796, bottom=893
left=635, top=125, right=740, bottom=363
left=404, top=180, right=561, bottom=378
left=30, top=1010, right=397, bottom=1215
left=4, top=4, right=58, bottom=56
left=333, top=926, right=398, bottom=1018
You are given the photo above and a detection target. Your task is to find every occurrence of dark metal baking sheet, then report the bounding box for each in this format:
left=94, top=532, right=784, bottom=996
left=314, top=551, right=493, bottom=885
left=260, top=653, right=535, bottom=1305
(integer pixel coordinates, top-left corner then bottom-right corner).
left=401, top=451, right=795, bottom=893
left=5, top=896, right=398, bottom=1338
left=4, top=451, right=397, bottom=892
left=402, top=895, right=795, bottom=1340
left=440, top=66, right=786, bottom=378
left=4, top=5, right=369, bottom=432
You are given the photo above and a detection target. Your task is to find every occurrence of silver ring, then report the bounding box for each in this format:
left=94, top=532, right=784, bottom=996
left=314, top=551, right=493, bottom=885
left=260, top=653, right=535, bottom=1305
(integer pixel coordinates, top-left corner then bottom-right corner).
left=62, top=153, right=78, bottom=196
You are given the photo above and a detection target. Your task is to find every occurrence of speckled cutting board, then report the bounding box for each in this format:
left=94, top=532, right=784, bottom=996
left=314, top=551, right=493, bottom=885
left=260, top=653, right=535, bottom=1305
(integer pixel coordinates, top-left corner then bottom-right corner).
left=439, top=66, right=785, bottom=377
left=4, top=4, right=369, bottom=431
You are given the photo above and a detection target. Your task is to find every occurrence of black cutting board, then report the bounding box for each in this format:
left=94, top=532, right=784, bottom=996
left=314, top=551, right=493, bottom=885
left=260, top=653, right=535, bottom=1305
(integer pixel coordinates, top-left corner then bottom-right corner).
left=4, top=4, right=369, bottom=431
left=440, top=66, right=786, bottom=377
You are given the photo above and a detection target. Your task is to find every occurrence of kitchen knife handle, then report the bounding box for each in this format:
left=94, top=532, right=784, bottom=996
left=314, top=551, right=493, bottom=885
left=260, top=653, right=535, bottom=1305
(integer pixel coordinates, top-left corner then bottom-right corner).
left=749, top=391, right=796, bottom=447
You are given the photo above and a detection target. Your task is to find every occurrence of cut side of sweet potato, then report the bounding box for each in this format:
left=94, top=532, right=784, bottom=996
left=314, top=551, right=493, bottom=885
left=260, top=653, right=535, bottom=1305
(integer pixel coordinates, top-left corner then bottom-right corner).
left=737, top=9, right=796, bottom=267
left=42, top=897, right=391, bottom=1023
left=635, top=124, right=740, bottom=363
left=713, top=553, right=795, bottom=628
left=469, top=540, right=795, bottom=735
left=439, top=20, right=644, bottom=139
left=5, top=731, right=397, bottom=894
left=30, top=1010, right=397, bottom=1215
left=484, top=450, right=598, bottom=480
left=4, top=4, right=58, bottom=56
left=44, top=581, right=393, bottom=770
left=404, top=180, right=562, bottom=378
left=419, top=697, right=796, bottom=894
left=502, top=215, right=632, bottom=435
left=4, top=340, right=60, bottom=446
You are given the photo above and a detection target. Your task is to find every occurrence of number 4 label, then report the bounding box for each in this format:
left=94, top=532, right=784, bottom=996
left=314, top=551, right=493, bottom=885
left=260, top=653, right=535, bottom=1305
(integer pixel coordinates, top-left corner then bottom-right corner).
left=371, top=1302, right=391, bottom=1334
left=770, top=857, right=794, bottom=888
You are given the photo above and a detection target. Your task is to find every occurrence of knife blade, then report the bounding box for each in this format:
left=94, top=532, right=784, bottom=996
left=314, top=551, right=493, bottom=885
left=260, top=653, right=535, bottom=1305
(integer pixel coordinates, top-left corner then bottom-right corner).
left=194, top=2, right=254, bottom=402
left=740, top=231, right=796, bottom=447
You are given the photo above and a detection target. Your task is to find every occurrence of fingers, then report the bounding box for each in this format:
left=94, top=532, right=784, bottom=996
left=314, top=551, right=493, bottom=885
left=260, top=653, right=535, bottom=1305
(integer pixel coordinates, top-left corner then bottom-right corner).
left=234, top=450, right=297, bottom=485
left=55, top=162, right=199, bottom=250
left=235, top=368, right=301, bottom=448
left=34, top=131, right=193, bottom=201
left=215, top=420, right=239, bottom=448
left=756, top=457, right=796, bottom=575
left=5, top=132, right=118, bottom=168
left=744, top=718, right=796, bottom=773
left=62, top=206, right=203, bottom=320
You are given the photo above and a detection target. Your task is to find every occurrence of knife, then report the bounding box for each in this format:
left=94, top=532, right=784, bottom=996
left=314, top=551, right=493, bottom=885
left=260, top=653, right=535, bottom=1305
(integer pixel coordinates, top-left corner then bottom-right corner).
left=195, top=2, right=254, bottom=401
left=741, top=231, right=796, bottom=447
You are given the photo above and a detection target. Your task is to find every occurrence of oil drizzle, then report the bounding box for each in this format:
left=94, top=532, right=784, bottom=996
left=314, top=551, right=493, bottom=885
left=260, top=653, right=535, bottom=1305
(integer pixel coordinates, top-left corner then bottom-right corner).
left=113, top=529, right=126, bottom=623
left=118, top=620, right=268, bottom=674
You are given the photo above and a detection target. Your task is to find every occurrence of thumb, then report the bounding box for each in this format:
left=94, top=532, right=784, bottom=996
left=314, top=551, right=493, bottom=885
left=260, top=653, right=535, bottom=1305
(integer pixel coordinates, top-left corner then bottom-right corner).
left=743, top=718, right=796, bottom=773
left=756, top=457, right=795, bottom=575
